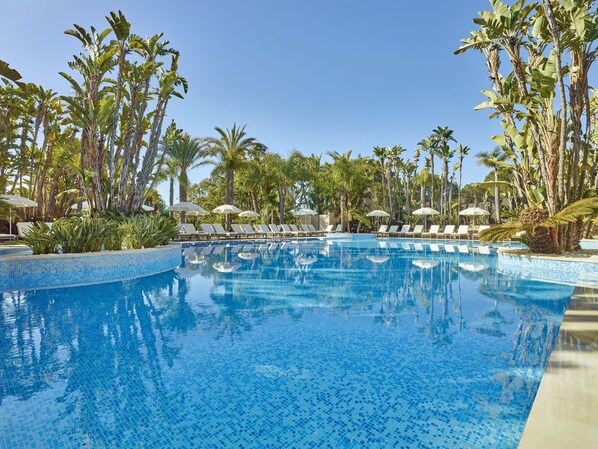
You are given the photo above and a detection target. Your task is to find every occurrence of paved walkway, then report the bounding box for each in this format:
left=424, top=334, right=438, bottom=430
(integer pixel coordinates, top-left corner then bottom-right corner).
left=519, top=286, right=598, bottom=448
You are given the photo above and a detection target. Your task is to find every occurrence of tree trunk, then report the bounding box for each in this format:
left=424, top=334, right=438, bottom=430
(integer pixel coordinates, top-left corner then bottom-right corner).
left=494, top=170, right=500, bottom=223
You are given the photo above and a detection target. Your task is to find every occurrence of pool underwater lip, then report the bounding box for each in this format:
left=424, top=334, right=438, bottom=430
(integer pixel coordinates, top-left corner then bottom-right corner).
left=0, top=237, right=573, bottom=448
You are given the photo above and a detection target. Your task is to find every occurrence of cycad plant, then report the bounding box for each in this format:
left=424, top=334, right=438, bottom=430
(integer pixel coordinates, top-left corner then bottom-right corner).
left=479, top=197, right=598, bottom=253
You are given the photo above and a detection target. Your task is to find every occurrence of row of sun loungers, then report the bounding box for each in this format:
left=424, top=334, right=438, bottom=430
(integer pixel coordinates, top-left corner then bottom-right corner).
left=176, top=223, right=328, bottom=240
left=377, top=224, right=490, bottom=240
left=380, top=241, right=492, bottom=255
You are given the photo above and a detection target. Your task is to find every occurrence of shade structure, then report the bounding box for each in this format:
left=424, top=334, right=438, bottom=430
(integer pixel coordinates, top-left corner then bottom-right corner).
left=1, top=194, right=38, bottom=235
left=292, top=208, right=318, bottom=216
left=412, top=260, right=439, bottom=269
left=239, top=210, right=260, bottom=218
left=141, top=204, right=154, bottom=212
left=366, top=210, right=390, bottom=218
left=0, top=195, right=38, bottom=208
left=459, top=207, right=490, bottom=217
left=412, top=207, right=440, bottom=216
left=169, top=202, right=207, bottom=214
left=213, top=204, right=241, bottom=214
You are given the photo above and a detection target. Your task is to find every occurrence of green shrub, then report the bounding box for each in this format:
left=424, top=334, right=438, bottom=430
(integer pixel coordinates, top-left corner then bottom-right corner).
left=121, top=215, right=178, bottom=249
left=21, top=222, right=56, bottom=255
left=21, top=214, right=177, bottom=254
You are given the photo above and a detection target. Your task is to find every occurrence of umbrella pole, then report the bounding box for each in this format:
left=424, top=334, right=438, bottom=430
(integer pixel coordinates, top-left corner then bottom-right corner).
left=9, top=207, right=12, bottom=235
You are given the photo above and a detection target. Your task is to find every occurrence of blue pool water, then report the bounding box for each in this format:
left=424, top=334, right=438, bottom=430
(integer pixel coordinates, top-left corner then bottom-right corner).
left=0, top=237, right=572, bottom=448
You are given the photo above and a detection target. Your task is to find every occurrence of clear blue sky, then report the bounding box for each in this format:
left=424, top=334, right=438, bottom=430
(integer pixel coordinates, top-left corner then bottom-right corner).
left=1, top=0, right=501, bottom=203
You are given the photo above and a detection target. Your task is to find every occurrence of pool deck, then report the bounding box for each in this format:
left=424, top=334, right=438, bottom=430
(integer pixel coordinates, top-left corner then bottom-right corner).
left=518, top=285, right=598, bottom=449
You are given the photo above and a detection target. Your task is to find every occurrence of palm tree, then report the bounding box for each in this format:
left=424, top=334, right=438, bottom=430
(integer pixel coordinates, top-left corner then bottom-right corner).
left=205, top=124, right=259, bottom=227
left=477, top=147, right=507, bottom=223
left=455, top=145, right=470, bottom=210
left=167, top=135, right=207, bottom=203
left=417, top=136, right=437, bottom=209
left=327, top=150, right=354, bottom=232
left=432, top=126, right=456, bottom=216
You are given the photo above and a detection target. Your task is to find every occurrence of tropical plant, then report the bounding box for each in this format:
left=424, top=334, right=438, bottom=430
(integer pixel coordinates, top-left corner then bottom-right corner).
left=456, top=0, right=598, bottom=252
left=479, top=197, right=598, bottom=253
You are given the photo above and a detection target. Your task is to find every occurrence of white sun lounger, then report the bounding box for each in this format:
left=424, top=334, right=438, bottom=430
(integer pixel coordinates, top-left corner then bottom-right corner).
left=231, top=224, right=251, bottom=238
left=396, top=224, right=411, bottom=237
left=422, top=225, right=440, bottom=239
left=404, top=225, right=424, bottom=238
left=437, top=225, right=455, bottom=239
left=451, top=225, right=470, bottom=239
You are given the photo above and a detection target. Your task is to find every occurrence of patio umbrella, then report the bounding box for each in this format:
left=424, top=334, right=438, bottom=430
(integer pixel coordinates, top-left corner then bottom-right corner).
left=169, top=202, right=208, bottom=222
left=459, top=207, right=490, bottom=226
left=412, top=207, right=439, bottom=228
left=366, top=210, right=390, bottom=218
left=213, top=204, right=242, bottom=230
left=141, top=204, right=155, bottom=212
left=239, top=210, right=260, bottom=218
left=213, top=204, right=241, bottom=214
left=0, top=194, right=38, bottom=234
left=292, top=208, right=318, bottom=216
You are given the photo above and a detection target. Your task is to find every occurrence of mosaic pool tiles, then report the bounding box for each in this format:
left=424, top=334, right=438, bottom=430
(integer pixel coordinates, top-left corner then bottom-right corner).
left=497, top=252, right=598, bottom=287
left=0, top=245, right=182, bottom=291
left=0, top=239, right=573, bottom=448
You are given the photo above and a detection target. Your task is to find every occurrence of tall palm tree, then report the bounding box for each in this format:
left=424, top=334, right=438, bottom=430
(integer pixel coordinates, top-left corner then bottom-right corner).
left=432, top=126, right=457, bottom=216
left=327, top=150, right=354, bottom=232
left=167, top=135, right=207, bottom=203
left=417, top=136, right=437, bottom=209
left=477, top=147, right=507, bottom=223
left=205, top=124, right=259, bottom=227
left=455, top=145, right=470, bottom=210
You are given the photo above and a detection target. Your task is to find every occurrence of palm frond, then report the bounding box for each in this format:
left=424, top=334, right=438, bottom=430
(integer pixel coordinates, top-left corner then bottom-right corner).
left=479, top=221, right=525, bottom=243
left=541, top=198, right=598, bottom=228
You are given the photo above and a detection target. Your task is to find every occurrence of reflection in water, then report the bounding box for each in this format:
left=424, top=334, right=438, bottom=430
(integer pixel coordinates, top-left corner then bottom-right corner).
left=0, top=239, right=573, bottom=448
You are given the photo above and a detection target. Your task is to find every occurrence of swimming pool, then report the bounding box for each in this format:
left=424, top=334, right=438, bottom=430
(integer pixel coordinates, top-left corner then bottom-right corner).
left=0, top=237, right=573, bottom=448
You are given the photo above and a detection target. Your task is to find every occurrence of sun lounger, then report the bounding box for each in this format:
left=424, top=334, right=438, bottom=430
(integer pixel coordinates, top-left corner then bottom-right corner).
left=178, top=223, right=209, bottom=240
left=324, top=225, right=335, bottom=233
left=383, top=225, right=399, bottom=237
left=307, top=224, right=325, bottom=236
left=335, top=224, right=343, bottom=232
left=300, top=224, right=320, bottom=237
left=231, top=224, right=251, bottom=238
left=436, top=225, right=455, bottom=239
left=212, top=223, right=239, bottom=239
left=243, top=224, right=265, bottom=238
left=16, top=222, right=35, bottom=239
left=375, top=225, right=388, bottom=236
left=422, top=225, right=440, bottom=239
left=0, top=233, right=16, bottom=241
left=289, top=224, right=308, bottom=237
left=281, top=224, right=301, bottom=237
left=404, top=224, right=424, bottom=238
left=256, top=224, right=276, bottom=237
left=396, top=224, right=411, bottom=237
left=269, top=224, right=286, bottom=236
left=451, top=225, right=469, bottom=239
left=472, top=225, right=490, bottom=240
